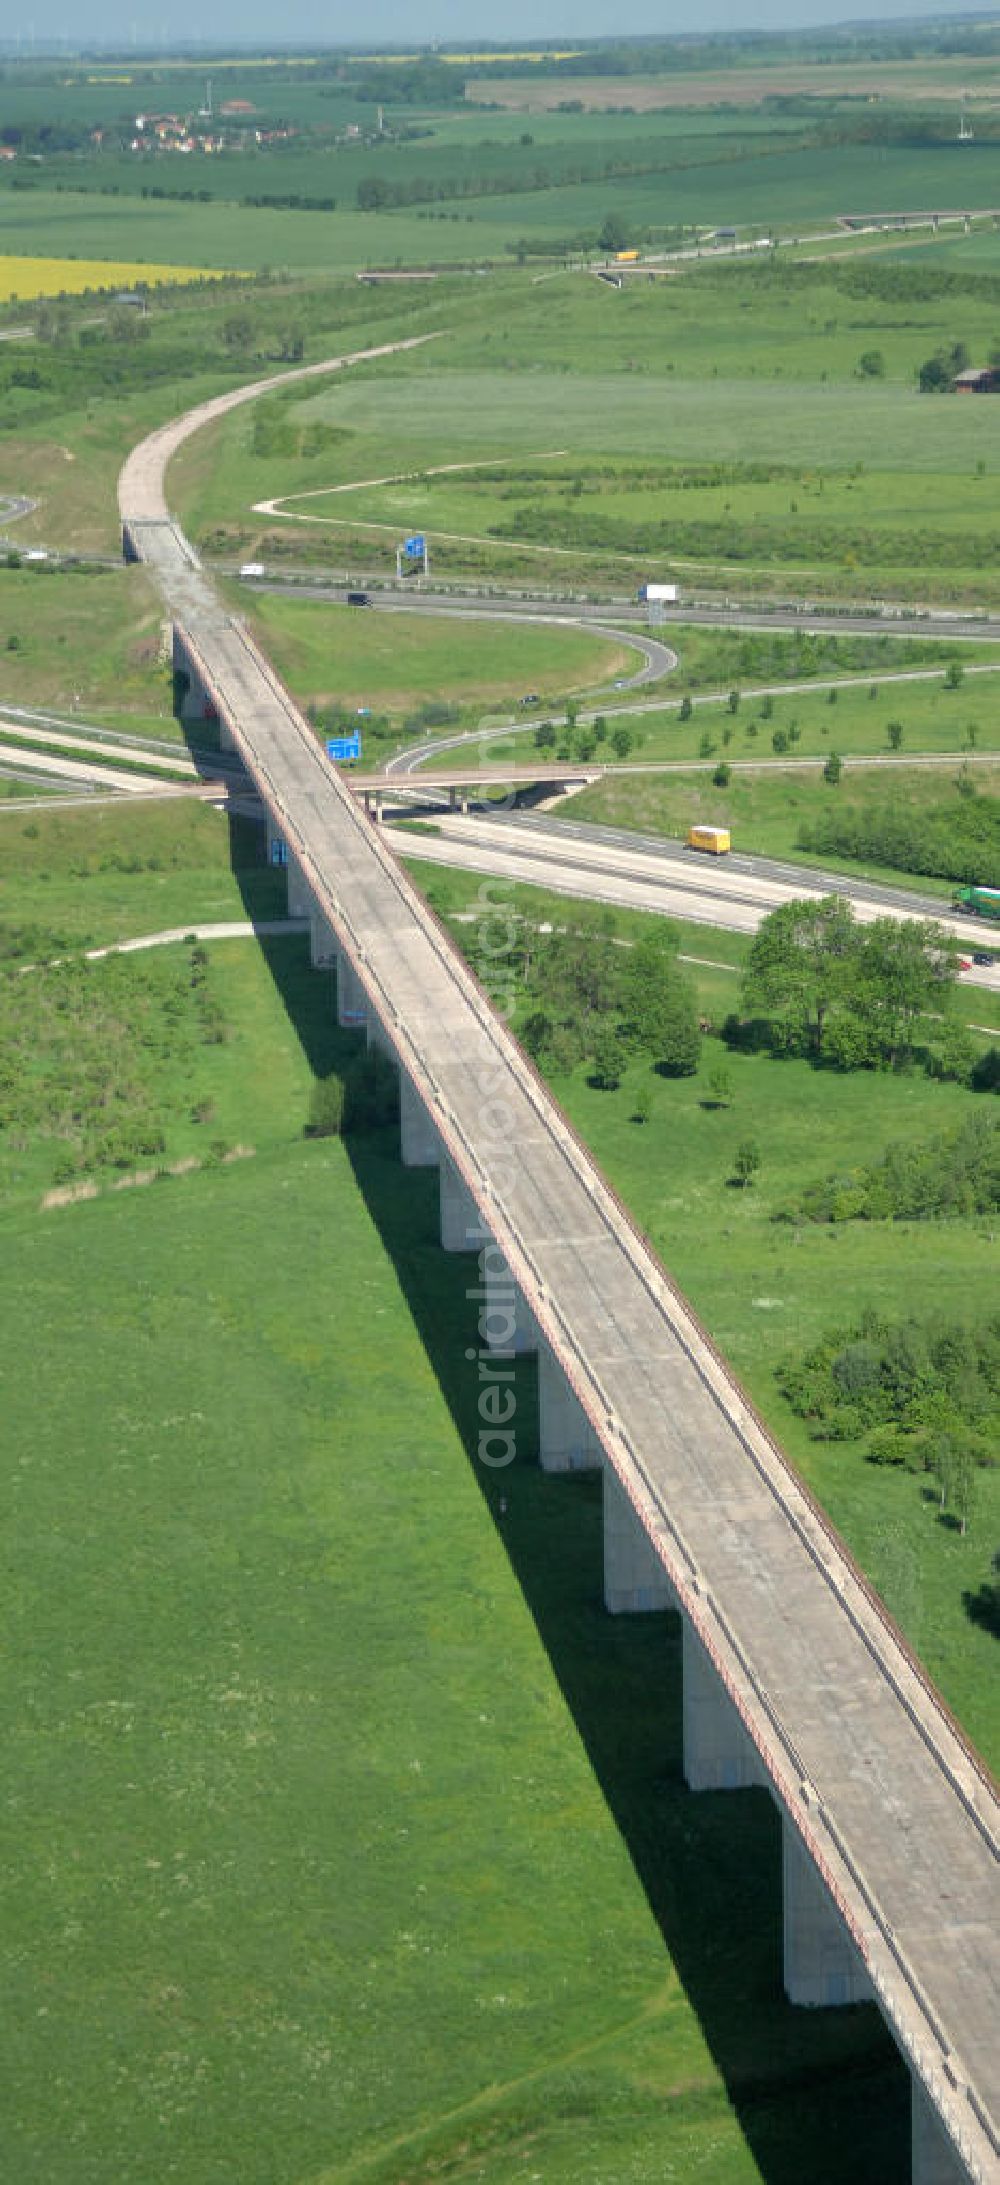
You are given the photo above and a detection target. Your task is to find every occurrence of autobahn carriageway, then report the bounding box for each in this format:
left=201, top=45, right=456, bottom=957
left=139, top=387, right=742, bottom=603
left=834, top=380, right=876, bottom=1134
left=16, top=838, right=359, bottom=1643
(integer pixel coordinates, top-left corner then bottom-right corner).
left=119, top=343, right=998, bottom=2185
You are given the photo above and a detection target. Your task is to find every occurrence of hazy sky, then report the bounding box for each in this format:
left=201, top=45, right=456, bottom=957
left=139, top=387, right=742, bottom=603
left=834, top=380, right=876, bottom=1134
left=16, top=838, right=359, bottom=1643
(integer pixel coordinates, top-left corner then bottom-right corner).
left=8, top=2, right=996, bottom=53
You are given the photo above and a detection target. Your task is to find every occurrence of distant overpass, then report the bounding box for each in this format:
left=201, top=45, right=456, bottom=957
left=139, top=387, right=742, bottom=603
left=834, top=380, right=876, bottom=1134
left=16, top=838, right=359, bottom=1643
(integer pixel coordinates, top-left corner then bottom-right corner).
left=120, top=347, right=999, bottom=2185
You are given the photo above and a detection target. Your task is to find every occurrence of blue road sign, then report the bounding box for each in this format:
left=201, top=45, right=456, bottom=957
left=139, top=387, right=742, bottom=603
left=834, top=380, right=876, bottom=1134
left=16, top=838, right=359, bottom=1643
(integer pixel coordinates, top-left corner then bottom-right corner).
left=404, top=534, right=426, bottom=558
left=327, top=732, right=361, bottom=763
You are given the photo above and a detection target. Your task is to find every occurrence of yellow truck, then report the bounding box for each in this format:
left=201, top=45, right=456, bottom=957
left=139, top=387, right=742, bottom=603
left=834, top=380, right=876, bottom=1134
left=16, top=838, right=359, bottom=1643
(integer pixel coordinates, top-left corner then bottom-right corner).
left=687, top=824, right=731, bottom=855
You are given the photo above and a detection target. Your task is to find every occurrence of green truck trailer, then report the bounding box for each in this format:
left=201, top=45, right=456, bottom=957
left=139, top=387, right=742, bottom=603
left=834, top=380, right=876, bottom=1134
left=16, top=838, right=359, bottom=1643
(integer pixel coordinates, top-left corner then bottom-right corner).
left=954, top=885, right=1000, bottom=922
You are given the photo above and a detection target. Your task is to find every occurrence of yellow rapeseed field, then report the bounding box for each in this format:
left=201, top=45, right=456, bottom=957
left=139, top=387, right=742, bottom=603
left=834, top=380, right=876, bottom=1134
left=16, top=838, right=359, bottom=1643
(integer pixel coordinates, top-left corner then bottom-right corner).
left=0, top=256, right=236, bottom=303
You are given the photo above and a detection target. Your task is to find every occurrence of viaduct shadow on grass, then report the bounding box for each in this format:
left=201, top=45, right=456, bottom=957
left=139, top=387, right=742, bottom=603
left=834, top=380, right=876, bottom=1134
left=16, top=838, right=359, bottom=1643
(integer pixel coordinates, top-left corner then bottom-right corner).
left=228, top=814, right=912, bottom=2185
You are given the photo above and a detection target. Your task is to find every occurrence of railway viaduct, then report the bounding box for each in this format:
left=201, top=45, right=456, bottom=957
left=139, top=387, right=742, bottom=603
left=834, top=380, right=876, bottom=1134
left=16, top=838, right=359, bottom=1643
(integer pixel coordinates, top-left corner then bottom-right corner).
left=120, top=349, right=998, bottom=2185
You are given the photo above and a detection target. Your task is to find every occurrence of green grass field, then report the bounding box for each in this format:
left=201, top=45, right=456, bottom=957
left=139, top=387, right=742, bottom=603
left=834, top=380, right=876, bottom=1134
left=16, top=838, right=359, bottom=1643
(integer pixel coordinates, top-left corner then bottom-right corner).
left=0, top=825, right=912, bottom=2181
left=169, top=259, right=1000, bottom=606
left=6, top=135, right=1000, bottom=272
left=416, top=665, right=1000, bottom=776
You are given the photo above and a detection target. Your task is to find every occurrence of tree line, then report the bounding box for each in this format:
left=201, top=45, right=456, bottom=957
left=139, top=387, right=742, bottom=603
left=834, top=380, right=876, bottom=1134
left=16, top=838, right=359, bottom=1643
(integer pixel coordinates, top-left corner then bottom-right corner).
left=798, top=780, right=1000, bottom=891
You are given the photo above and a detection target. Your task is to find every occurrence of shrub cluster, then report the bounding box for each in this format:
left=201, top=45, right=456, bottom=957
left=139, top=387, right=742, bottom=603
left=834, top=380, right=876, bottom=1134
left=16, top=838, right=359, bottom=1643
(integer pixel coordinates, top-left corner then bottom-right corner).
left=777, top=1309, right=999, bottom=1529
left=787, top=1110, right=1000, bottom=1224
left=486, top=919, right=699, bottom=1082
left=0, top=939, right=227, bottom=1185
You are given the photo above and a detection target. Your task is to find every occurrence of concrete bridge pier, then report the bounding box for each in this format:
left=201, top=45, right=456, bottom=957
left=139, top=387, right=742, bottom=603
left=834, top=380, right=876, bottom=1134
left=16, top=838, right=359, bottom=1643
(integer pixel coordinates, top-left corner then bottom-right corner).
left=682, top=1620, right=769, bottom=1791
left=537, top=1342, right=602, bottom=1472
left=265, top=812, right=285, bottom=870
left=336, top=953, right=368, bottom=1029
left=286, top=854, right=312, bottom=922
left=309, top=909, right=338, bottom=969
left=366, top=1010, right=397, bottom=1062
left=399, top=1070, right=440, bottom=1168
left=781, top=1817, right=873, bottom=2008
left=911, top=2079, right=968, bottom=2185
left=603, top=1465, right=678, bottom=1614
left=440, top=1154, right=486, bottom=1253
left=480, top=1241, right=540, bottom=1356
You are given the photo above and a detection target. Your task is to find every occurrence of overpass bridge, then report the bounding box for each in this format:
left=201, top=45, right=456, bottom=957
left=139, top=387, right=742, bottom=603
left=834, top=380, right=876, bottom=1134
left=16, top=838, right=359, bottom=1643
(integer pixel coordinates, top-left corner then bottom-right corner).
left=120, top=357, right=998, bottom=2185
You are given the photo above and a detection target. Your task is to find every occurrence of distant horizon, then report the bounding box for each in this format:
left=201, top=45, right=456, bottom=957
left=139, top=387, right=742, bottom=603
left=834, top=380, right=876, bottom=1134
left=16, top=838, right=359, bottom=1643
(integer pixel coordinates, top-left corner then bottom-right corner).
left=3, top=4, right=1000, bottom=62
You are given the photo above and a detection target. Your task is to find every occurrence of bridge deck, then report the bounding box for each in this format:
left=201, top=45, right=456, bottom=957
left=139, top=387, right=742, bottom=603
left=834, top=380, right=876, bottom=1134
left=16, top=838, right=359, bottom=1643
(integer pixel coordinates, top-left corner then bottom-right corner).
left=120, top=457, right=999, bottom=2180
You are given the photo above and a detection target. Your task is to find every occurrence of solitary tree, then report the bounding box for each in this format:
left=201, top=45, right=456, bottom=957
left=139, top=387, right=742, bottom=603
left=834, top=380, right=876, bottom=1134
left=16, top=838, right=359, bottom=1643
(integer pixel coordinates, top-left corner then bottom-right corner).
left=598, top=212, right=630, bottom=253
left=733, top=1138, right=762, bottom=1187
left=222, top=310, right=256, bottom=356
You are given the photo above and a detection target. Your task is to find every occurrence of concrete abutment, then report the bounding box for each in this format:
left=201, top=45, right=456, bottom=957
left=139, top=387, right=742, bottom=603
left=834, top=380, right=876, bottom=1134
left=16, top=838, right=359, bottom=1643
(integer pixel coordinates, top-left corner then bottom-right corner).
left=171, top=629, right=234, bottom=751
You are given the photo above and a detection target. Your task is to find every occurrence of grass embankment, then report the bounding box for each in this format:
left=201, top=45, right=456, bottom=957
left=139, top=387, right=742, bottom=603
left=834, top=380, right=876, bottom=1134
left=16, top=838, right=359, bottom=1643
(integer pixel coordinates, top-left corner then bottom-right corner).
left=0, top=799, right=909, bottom=2183
left=242, top=589, right=631, bottom=717
left=0, top=565, right=177, bottom=728
left=0, top=802, right=283, bottom=947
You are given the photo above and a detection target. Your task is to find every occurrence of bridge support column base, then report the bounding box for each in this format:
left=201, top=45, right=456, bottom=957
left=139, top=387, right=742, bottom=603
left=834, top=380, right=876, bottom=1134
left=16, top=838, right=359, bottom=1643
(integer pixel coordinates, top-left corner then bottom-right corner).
left=366, top=1012, right=396, bottom=1063
left=310, top=910, right=338, bottom=969
left=286, top=853, right=312, bottom=922
left=399, top=1071, right=439, bottom=1167
left=682, top=1620, right=769, bottom=1792
left=480, top=1242, right=540, bottom=1356
left=782, top=1817, right=872, bottom=2008
left=440, top=1154, right=485, bottom=1254
left=336, top=955, right=367, bottom=1029
left=603, top=1464, right=677, bottom=1613
left=911, top=2079, right=968, bottom=2185
left=538, top=1340, right=602, bottom=1473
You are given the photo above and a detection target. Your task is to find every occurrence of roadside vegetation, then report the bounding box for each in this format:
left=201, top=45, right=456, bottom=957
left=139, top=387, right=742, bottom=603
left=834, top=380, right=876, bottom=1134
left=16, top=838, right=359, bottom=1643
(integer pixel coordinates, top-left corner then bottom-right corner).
left=570, top=762, right=1000, bottom=893
left=405, top=854, right=1000, bottom=1766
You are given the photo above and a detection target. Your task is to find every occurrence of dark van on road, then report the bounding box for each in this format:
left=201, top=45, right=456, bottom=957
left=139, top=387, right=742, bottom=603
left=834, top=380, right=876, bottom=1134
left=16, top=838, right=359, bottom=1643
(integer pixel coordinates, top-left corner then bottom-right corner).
left=347, top=591, right=372, bottom=607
